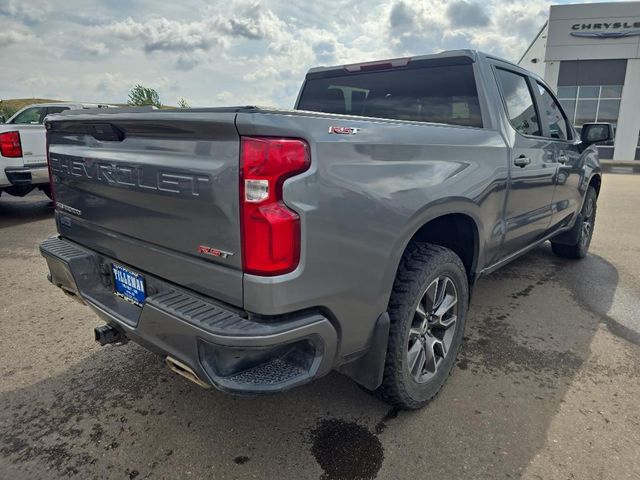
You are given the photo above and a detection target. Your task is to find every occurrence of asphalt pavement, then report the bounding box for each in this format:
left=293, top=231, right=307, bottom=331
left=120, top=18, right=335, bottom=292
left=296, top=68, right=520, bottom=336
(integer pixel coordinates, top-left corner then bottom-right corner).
left=1, top=174, right=639, bottom=480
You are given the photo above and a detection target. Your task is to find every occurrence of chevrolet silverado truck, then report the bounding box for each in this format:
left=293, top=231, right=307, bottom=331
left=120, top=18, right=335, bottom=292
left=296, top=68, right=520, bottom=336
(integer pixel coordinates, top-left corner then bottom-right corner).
left=0, top=102, right=115, bottom=199
left=40, top=50, right=611, bottom=409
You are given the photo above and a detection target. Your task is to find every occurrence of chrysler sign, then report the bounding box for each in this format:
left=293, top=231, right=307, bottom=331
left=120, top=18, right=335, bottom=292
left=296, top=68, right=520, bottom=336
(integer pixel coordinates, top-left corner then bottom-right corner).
left=571, top=21, right=640, bottom=38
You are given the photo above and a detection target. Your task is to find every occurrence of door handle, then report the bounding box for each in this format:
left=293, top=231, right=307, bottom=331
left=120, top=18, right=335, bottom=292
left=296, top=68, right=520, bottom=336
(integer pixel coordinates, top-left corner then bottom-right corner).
left=558, top=154, right=568, bottom=165
left=514, top=155, right=531, bottom=168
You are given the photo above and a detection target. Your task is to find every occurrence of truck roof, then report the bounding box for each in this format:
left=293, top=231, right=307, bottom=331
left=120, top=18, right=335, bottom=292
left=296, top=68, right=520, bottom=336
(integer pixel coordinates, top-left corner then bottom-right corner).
left=305, top=49, right=520, bottom=78
left=18, top=102, right=117, bottom=108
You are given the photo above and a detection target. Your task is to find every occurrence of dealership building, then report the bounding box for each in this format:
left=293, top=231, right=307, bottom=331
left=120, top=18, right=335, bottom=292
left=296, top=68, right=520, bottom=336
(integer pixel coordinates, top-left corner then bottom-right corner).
left=519, top=1, right=640, bottom=160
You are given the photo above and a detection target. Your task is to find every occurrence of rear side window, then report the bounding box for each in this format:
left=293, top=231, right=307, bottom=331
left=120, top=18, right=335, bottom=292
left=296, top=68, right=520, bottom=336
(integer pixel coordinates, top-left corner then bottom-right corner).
left=10, top=107, right=45, bottom=125
left=494, top=68, right=541, bottom=137
left=297, top=64, right=483, bottom=128
left=536, top=83, right=571, bottom=140
left=47, top=106, right=70, bottom=115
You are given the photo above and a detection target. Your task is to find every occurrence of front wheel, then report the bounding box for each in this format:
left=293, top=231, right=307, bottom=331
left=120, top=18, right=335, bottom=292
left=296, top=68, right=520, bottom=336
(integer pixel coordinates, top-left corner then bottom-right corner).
left=551, top=186, right=597, bottom=259
left=379, top=242, right=468, bottom=410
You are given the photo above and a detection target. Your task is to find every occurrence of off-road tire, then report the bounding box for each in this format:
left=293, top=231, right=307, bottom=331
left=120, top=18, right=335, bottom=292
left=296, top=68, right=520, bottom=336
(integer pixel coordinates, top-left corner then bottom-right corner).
left=379, top=242, right=469, bottom=410
left=551, top=186, right=597, bottom=259
left=41, top=185, right=53, bottom=200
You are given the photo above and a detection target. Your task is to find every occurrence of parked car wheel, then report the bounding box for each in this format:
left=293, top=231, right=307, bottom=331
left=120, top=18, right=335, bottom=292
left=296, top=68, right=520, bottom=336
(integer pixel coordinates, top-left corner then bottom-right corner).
left=41, top=185, right=53, bottom=200
left=379, top=242, right=468, bottom=410
left=551, top=186, right=597, bottom=259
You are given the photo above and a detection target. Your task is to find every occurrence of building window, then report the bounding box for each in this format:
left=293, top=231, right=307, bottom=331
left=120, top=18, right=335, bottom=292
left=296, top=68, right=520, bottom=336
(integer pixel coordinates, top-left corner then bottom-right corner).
left=558, top=85, right=621, bottom=159
left=557, top=85, right=622, bottom=127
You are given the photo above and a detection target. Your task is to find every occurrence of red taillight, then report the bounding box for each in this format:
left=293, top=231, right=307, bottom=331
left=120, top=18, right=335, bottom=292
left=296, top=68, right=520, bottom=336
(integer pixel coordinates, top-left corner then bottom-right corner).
left=240, top=137, right=310, bottom=276
left=0, top=131, right=22, bottom=158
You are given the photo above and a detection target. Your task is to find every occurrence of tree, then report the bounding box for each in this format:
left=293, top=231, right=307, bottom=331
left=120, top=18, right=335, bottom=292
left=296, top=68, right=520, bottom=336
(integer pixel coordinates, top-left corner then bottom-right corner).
left=127, top=85, right=161, bottom=108
left=177, top=97, right=190, bottom=109
left=0, top=100, right=17, bottom=121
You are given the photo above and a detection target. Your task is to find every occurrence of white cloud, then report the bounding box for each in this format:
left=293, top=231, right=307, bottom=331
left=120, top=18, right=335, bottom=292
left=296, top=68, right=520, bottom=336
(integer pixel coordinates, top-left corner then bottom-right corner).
left=385, top=0, right=552, bottom=60
left=0, top=0, right=50, bottom=24
left=214, top=91, right=234, bottom=103
left=79, top=72, right=131, bottom=95
left=243, top=66, right=281, bottom=82
left=213, top=1, right=288, bottom=41
left=446, top=1, right=491, bottom=28
left=0, top=29, right=31, bottom=46
left=80, top=42, right=110, bottom=56
left=102, top=17, right=227, bottom=52
left=0, top=0, right=566, bottom=106
left=99, top=2, right=292, bottom=58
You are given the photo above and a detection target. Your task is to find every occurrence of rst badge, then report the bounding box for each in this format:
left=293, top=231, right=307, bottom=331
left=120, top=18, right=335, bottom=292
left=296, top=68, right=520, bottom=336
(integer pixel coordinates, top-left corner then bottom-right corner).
left=198, top=245, right=234, bottom=259
left=328, top=126, right=360, bottom=135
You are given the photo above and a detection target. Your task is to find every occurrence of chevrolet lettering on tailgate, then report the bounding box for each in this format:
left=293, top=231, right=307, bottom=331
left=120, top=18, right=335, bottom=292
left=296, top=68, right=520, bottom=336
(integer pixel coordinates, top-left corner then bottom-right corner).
left=49, top=155, right=211, bottom=197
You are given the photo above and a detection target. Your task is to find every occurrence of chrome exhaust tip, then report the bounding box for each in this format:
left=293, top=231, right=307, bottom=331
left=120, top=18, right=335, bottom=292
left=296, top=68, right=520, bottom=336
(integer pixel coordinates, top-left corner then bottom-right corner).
left=165, top=356, right=211, bottom=389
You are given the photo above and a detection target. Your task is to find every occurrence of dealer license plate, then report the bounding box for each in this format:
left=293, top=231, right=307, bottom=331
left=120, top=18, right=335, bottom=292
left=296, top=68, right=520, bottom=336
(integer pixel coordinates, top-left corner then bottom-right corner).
left=112, top=264, right=146, bottom=306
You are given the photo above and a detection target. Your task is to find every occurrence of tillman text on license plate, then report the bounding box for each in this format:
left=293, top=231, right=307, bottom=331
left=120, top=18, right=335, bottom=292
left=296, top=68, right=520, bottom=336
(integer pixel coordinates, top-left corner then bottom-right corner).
left=112, top=264, right=146, bottom=306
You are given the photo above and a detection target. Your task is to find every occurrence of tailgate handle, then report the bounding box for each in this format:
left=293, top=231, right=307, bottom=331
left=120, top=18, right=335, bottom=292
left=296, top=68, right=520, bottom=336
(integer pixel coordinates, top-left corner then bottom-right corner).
left=87, top=123, right=125, bottom=142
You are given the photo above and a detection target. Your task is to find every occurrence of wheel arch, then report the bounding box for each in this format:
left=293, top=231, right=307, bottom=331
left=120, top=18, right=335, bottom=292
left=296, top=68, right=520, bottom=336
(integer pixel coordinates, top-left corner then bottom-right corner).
left=347, top=204, right=482, bottom=393
left=384, top=202, right=484, bottom=297
left=408, top=213, right=480, bottom=285
left=588, top=173, right=602, bottom=197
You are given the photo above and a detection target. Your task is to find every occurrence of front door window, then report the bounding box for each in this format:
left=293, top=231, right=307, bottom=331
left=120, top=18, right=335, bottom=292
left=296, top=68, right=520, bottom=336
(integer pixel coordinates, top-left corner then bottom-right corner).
left=536, top=83, right=571, bottom=141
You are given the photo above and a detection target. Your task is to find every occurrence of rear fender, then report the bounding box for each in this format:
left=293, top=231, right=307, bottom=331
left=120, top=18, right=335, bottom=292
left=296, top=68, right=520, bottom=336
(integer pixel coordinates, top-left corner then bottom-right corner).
left=380, top=199, right=484, bottom=307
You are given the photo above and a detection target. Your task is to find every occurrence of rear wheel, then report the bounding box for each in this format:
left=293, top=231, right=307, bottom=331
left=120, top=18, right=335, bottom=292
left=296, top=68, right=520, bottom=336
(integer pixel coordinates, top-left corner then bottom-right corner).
left=41, top=185, right=53, bottom=200
left=379, top=242, right=468, bottom=410
left=551, top=186, right=597, bottom=259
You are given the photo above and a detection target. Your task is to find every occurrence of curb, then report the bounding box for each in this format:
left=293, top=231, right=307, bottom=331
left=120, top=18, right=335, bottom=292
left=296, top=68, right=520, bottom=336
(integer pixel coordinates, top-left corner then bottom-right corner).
left=600, top=160, right=639, bottom=168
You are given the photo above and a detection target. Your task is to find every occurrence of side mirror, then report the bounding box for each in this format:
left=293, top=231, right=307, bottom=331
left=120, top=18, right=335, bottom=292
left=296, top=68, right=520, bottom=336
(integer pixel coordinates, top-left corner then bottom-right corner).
left=580, top=123, right=613, bottom=146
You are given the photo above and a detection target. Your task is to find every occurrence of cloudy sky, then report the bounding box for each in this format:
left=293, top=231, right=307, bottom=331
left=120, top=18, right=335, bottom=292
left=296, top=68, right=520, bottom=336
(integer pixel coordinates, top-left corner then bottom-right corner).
left=0, top=0, right=629, bottom=107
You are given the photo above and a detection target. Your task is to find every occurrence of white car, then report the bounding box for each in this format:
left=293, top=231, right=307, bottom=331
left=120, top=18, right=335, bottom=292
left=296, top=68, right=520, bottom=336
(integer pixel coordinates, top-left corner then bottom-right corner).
left=0, top=103, right=116, bottom=199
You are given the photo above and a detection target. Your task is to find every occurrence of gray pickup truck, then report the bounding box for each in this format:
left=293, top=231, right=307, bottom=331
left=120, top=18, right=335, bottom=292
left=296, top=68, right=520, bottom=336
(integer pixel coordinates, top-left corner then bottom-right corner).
left=40, top=50, right=611, bottom=409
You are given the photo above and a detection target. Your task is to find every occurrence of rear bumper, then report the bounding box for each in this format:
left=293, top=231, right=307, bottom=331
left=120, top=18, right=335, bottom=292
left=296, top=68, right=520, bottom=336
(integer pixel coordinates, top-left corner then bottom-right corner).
left=1, top=164, right=49, bottom=188
left=40, top=236, right=338, bottom=394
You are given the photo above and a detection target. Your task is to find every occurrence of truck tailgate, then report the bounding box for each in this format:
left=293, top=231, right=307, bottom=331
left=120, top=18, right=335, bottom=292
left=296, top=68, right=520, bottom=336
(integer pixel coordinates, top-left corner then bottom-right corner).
left=46, top=110, right=243, bottom=306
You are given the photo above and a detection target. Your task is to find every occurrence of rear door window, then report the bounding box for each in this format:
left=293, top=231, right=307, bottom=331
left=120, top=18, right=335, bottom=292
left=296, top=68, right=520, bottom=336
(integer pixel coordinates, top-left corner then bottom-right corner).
left=10, top=107, right=46, bottom=125
left=494, top=68, right=541, bottom=137
left=297, top=63, right=483, bottom=128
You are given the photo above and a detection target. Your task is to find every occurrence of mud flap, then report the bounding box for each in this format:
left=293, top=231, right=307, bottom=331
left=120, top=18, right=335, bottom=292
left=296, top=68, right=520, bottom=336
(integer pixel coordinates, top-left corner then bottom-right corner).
left=551, top=213, right=583, bottom=246
left=337, top=312, right=390, bottom=391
